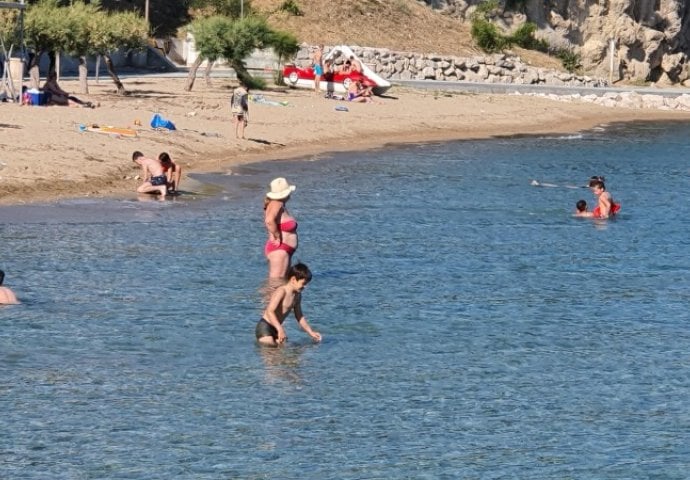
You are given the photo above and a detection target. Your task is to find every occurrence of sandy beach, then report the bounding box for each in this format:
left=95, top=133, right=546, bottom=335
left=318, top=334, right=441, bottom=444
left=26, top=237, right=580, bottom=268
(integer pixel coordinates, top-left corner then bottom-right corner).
left=2, top=75, right=689, bottom=205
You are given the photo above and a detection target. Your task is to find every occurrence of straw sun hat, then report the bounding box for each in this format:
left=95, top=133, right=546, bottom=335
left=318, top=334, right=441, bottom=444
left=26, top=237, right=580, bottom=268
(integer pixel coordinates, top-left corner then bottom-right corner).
left=266, top=177, right=296, bottom=200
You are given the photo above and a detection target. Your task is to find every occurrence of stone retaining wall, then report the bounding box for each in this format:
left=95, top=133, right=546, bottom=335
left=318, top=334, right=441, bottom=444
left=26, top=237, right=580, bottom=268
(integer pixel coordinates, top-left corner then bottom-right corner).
left=294, top=44, right=608, bottom=88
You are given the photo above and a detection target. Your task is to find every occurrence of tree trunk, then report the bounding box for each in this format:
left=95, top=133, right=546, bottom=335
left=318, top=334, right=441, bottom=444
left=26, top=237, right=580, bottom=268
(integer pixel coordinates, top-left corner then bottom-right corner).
left=230, top=60, right=254, bottom=87
left=103, top=54, right=127, bottom=95
left=27, top=51, right=42, bottom=90
left=184, top=56, right=203, bottom=92
left=78, top=57, right=89, bottom=94
left=205, top=60, right=213, bottom=87
left=48, top=51, right=56, bottom=77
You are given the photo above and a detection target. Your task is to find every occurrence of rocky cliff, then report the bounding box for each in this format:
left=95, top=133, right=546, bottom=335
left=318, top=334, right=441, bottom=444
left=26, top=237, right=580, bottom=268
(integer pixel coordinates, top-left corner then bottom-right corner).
left=423, top=0, right=690, bottom=85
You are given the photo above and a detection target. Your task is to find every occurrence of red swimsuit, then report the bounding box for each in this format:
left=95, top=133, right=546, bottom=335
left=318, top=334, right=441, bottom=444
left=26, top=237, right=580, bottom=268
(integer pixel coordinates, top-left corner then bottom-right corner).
left=592, top=202, right=621, bottom=218
left=264, top=220, right=298, bottom=256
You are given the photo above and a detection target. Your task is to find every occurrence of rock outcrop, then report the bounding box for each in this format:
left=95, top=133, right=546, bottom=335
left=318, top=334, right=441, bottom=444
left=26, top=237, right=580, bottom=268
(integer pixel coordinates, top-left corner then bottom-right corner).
left=422, top=0, right=690, bottom=85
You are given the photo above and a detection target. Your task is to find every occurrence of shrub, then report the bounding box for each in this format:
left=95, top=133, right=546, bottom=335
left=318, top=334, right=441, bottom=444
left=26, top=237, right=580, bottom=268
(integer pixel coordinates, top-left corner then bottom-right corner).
left=510, top=23, right=548, bottom=51
left=471, top=18, right=511, bottom=53
left=278, top=0, right=303, bottom=16
left=556, top=48, right=582, bottom=73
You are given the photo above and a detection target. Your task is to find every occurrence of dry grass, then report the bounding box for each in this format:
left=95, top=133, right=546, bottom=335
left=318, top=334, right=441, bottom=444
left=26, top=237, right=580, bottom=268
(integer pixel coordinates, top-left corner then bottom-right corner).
left=252, top=0, right=563, bottom=69
left=252, top=0, right=480, bottom=56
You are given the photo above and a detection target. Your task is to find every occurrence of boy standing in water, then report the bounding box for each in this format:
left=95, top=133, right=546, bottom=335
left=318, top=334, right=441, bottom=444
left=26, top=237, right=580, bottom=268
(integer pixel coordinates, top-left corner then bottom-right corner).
left=0, top=270, right=19, bottom=304
left=255, top=263, right=322, bottom=346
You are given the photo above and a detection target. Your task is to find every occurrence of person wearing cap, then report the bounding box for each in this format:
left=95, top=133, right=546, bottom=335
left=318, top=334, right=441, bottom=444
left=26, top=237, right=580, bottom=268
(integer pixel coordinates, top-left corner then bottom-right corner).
left=264, top=177, right=299, bottom=279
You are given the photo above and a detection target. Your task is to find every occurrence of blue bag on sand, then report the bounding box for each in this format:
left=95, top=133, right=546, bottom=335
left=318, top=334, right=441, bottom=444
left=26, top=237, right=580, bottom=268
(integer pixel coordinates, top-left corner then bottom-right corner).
left=150, top=113, right=176, bottom=130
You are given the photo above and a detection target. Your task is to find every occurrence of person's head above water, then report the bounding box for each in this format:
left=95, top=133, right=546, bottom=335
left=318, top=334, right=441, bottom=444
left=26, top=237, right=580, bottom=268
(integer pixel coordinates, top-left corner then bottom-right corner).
left=576, top=199, right=587, bottom=212
left=266, top=177, right=296, bottom=201
left=588, top=175, right=605, bottom=187
left=288, top=263, right=312, bottom=284
left=0, top=269, right=5, bottom=285
left=589, top=180, right=606, bottom=191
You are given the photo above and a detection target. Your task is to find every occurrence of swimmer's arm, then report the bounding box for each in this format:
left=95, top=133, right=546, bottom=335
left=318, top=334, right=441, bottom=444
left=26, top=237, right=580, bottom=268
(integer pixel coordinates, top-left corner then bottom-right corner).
left=294, top=299, right=321, bottom=342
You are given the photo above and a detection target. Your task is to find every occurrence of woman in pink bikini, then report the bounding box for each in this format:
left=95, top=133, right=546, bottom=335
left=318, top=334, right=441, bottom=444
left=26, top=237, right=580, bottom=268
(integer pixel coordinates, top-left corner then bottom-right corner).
left=264, top=177, right=299, bottom=279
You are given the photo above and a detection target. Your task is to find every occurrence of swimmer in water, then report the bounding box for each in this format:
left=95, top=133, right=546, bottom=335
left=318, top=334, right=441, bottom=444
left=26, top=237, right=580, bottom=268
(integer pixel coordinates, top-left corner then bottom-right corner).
left=255, top=263, right=322, bottom=347
left=0, top=270, right=20, bottom=304
left=574, top=199, right=593, bottom=217
left=589, top=179, right=620, bottom=219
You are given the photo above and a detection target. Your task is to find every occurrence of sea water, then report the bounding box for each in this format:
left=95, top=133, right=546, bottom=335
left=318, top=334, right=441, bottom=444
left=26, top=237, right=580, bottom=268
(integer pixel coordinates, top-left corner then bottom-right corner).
left=1, top=121, right=689, bottom=479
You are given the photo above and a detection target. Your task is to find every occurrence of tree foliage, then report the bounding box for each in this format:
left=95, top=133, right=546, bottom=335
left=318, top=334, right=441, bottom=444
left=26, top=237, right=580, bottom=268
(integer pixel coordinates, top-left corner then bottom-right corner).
left=0, top=8, right=21, bottom=50
left=186, top=13, right=298, bottom=91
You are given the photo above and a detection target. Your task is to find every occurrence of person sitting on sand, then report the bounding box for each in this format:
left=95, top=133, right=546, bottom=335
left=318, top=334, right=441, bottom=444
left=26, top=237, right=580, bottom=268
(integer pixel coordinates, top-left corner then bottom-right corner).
left=159, top=152, right=182, bottom=194
left=0, top=269, right=20, bottom=305
left=43, top=72, right=93, bottom=108
left=347, top=80, right=372, bottom=103
left=574, top=199, right=593, bottom=217
left=589, top=179, right=620, bottom=219
left=132, top=151, right=167, bottom=198
left=255, top=263, right=322, bottom=347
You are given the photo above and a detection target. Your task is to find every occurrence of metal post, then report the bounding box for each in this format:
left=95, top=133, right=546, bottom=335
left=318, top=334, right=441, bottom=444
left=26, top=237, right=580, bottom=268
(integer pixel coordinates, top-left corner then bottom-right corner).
left=241, top=0, right=244, bottom=18
left=145, top=0, right=149, bottom=25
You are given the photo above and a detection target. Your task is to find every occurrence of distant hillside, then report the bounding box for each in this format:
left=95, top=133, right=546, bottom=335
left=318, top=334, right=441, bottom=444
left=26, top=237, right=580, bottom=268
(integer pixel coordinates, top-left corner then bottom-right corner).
left=251, top=0, right=563, bottom=70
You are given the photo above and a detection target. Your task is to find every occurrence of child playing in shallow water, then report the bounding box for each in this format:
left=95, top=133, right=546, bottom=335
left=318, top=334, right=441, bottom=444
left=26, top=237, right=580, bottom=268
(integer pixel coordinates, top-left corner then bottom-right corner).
left=574, top=199, right=593, bottom=217
left=255, top=263, right=322, bottom=347
left=0, top=270, right=20, bottom=304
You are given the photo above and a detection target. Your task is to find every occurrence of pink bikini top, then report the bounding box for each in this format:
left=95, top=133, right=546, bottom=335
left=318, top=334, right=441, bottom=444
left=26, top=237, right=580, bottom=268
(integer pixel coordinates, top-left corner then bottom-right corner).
left=280, top=219, right=298, bottom=232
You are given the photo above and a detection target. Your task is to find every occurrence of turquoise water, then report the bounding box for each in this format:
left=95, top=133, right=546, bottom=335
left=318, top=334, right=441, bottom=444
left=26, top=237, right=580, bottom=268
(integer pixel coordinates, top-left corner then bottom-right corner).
left=1, top=121, right=689, bottom=478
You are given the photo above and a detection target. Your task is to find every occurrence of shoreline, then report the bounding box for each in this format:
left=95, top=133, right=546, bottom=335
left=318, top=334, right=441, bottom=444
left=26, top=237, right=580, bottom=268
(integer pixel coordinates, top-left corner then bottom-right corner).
left=2, top=77, right=690, bottom=206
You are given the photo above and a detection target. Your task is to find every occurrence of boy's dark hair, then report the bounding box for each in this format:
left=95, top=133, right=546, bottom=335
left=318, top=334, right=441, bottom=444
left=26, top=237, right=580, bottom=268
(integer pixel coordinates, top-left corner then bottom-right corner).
left=0, top=270, right=5, bottom=285
left=288, top=263, right=312, bottom=283
left=590, top=180, right=605, bottom=190
left=158, top=152, right=171, bottom=164
left=576, top=200, right=587, bottom=212
left=132, top=151, right=144, bottom=161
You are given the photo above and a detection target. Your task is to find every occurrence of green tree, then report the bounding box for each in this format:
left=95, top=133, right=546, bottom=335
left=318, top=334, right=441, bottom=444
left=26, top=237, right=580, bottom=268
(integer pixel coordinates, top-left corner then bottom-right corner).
left=24, top=0, right=66, bottom=88
left=0, top=8, right=21, bottom=52
left=266, top=30, right=299, bottom=85
left=61, top=1, right=102, bottom=94
left=185, top=15, right=233, bottom=91
left=89, top=10, right=148, bottom=94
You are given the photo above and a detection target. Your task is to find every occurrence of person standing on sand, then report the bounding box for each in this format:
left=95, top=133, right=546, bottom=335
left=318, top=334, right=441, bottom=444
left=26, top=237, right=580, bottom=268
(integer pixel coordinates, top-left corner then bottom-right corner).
left=0, top=270, right=20, bottom=305
left=132, top=151, right=167, bottom=197
left=311, top=44, right=324, bottom=93
left=230, top=83, right=249, bottom=139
